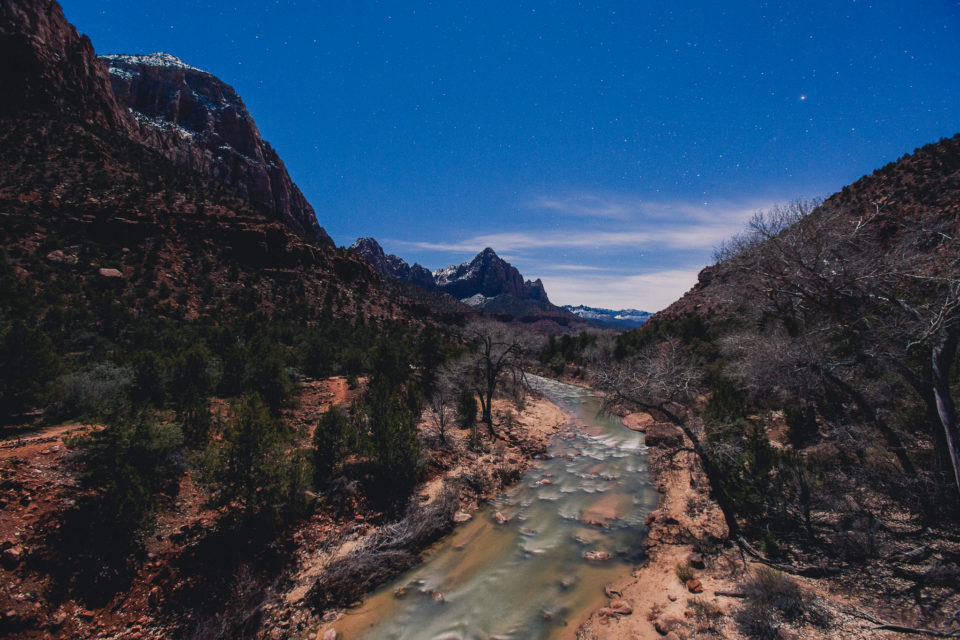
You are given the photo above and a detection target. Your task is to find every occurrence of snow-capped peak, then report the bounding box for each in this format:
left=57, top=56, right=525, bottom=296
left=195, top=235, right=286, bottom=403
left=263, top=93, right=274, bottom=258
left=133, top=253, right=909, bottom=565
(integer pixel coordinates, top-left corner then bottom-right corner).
left=100, top=52, right=206, bottom=74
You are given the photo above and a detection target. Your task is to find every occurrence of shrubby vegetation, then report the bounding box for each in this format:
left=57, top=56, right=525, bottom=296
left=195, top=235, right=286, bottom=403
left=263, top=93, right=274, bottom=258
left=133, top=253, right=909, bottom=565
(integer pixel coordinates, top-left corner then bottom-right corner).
left=53, top=413, right=183, bottom=602
left=596, top=193, right=960, bottom=572
left=201, top=393, right=311, bottom=528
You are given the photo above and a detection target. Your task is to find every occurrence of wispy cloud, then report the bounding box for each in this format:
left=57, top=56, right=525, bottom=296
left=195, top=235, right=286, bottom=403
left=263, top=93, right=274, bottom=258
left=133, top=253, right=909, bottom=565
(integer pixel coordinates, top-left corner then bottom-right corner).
left=528, top=192, right=776, bottom=224
left=397, top=194, right=777, bottom=256
left=541, top=263, right=609, bottom=272
left=531, top=194, right=638, bottom=220
left=541, top=269, right=702, bottom=312
left=400, top=225, right=744, bottom=253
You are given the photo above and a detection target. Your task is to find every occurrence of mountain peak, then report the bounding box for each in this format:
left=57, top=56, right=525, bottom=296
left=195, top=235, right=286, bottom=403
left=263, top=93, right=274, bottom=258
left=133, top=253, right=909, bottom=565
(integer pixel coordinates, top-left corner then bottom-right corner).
left=350, top=237, right=385, bottom=255
left=100, top=52, right=206, bottom=74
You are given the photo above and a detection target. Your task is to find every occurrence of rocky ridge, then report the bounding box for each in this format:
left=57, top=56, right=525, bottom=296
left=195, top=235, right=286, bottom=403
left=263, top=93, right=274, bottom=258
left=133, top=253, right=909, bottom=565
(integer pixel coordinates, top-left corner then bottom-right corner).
left=563, top=305, right=651, bottom=328
left=350, top=238, right=580, bottom=324
left=101, top=52, right=329, bottom=241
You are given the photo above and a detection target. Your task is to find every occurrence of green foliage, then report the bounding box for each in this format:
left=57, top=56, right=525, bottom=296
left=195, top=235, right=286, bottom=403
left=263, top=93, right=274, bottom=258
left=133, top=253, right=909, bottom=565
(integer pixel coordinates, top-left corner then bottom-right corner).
left=243, top=332, right=295, bottom=415
left=704, top=376, right=748, bottom=424
left=170, top=344, right=215, bottom=444
left=615, top=316, right=715, bottom=361
left=202, top=394, right=309, bottom=528
left=128, top=350, right=165, bottom=409
left=57, top=413, right=183, bottom=602
left=456, top=389, right=478, bottom=430
left=313, top=406, right=355, bottom=487
left=785, top=405, right=818, bottom=449
left=360, top=381, right=423, bottom=507
left=705, top=419, right=788, bottom=538
left=0, top=319, right=58, bottom=421
left=540, top=331, right=597, bottom=370
left=44, top=362, right=134, bottom=423
left=69, top=413, right=184, bottom=534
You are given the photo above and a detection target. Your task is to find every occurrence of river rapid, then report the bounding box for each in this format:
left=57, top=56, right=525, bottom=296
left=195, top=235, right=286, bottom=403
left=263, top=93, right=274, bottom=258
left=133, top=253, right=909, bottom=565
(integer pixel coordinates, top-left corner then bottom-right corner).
left=334, top=376, right=656, bottom=640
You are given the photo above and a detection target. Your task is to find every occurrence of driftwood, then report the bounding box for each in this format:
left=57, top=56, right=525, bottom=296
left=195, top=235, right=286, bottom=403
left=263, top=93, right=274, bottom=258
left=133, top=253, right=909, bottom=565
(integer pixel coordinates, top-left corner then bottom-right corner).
left=736, top=536, right=842, bottom=578
left=843, top=606, right=960, bottom=638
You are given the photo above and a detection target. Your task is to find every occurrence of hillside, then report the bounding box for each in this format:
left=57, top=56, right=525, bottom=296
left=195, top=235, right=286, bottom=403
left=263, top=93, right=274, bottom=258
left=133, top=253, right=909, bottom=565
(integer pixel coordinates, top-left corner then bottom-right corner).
left=596, top=133, right=960, bottom=637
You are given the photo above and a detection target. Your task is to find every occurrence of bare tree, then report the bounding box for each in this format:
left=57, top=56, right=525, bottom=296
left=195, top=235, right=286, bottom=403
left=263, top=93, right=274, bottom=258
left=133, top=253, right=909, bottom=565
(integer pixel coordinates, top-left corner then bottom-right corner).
left=458, top=320, right=528, bottom=438
left=722, top=197, right=960, bottom=501
left=426, top=366, right=457, bottom=447
left=594, top=339, right=746, bottom=537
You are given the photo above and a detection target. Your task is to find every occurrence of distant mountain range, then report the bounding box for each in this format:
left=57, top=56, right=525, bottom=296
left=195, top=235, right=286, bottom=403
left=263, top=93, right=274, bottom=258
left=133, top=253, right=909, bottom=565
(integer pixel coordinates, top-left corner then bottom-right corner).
left=349, top=238, right=652, bottom=328
left=350, top=238, right=584, bottom=325
left=562, top=305, right=652, bottom=328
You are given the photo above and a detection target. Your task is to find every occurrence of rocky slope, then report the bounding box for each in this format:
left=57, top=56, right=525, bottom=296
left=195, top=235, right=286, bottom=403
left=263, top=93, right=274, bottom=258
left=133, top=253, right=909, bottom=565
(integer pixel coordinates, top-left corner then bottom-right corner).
left=0, top=0, right=406, bottom=325
left=653, top=133, right=960, bottom=325
left=350, top=237, right=436, bottom=291
left=0, top=0, right=329, bottom=241
left=101, top=52, right=329, bottom=241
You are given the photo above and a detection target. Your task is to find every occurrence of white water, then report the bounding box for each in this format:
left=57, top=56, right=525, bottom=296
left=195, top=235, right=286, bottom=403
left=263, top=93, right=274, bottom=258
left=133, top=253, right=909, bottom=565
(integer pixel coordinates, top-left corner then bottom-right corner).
left=335, top=377, right=656, bottom=640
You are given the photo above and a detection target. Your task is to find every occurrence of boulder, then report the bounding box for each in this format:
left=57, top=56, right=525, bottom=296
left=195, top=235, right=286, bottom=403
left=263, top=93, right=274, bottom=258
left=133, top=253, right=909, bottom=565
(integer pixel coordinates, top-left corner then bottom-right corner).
left=653, top=615, right=684, bottom=635
left=584, top=550, right=612, bottom=562
left=1, top=546, right=22, bottom=568
left=453, top=511, right=472, bottom=523
left=644, top=423, right=685, bottom=449
left=685, top=579, right=703, bottom=594
left=98, top=267, right=124, bottom=278
left=599, top=600, right=632, bottom=616
left=622, top=412, right=656, bottom=432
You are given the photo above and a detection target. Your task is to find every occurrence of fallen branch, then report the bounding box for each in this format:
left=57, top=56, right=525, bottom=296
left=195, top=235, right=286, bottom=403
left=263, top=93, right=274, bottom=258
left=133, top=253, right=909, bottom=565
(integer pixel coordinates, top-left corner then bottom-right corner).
left=736, top=536, right=842, bottom=578
left=843, top=607, right=960, bottom=638
left=713, top=590, right=746, bottom=598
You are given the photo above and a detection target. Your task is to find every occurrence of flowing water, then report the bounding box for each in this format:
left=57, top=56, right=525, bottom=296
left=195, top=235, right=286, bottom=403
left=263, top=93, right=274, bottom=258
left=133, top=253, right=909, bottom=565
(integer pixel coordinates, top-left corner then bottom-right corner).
left=334, top=376, right=656, bottom=640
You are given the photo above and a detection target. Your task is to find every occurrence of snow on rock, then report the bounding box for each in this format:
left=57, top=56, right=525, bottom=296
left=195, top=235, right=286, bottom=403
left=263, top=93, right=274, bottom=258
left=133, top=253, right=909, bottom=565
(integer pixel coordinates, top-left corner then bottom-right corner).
left=101, top=52, right=206, bottom=74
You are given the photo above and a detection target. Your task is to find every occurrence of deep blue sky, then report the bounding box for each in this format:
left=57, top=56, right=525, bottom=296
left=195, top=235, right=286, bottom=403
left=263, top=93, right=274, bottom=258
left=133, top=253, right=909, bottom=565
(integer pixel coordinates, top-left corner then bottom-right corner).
left=61, top=1, right=960, bottom=310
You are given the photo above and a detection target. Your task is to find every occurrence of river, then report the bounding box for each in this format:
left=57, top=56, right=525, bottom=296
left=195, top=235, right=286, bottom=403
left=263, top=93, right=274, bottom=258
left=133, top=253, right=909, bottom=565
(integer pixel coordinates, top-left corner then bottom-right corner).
left=333, top=376, right=656, bottom=640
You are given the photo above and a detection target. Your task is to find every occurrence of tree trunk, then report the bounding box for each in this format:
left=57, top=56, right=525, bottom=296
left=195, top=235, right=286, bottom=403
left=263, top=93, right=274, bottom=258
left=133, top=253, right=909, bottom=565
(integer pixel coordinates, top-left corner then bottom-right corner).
left=931, top=330, right=960, bottom=503
left=820, top=369, right=918, bottom=478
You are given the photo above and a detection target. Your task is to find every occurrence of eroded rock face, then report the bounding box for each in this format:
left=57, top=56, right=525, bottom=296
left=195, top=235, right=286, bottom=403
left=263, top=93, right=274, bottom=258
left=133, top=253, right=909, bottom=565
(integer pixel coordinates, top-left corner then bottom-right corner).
left=101, top=52, right=330, bottom=243
left=434, top=247, right=549, bottom=303
left=0, top=0, right=136, bottom=134
left=350, top=237, right=437, bottom=290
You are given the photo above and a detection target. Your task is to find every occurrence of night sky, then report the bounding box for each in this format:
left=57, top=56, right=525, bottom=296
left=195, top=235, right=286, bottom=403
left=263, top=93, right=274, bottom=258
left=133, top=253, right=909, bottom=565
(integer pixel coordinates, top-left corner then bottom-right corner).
left=60, top=1, right=960, bottom=310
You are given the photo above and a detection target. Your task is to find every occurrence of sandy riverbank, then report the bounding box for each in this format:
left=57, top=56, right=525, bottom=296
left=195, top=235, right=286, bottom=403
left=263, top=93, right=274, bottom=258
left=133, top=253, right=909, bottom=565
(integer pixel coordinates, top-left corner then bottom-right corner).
left=575, top=411, right=942, bottom=640
left=292, top=391, right=570, bottom=640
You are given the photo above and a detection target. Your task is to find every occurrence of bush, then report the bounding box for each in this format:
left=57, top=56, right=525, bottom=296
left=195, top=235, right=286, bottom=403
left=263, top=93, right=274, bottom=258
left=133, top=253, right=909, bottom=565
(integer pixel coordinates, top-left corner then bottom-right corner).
left=361, top=382, right=423, bottom=507
left=55, top=414, right=183, bottom=602
left=308, top=486, right=458, bottom=608
left=202, top=394, right=310, bottom=528
left=735, top=567, right=831, bottom=639
left=675, top=561, right=696, bottom=583
left=44, top=362, right=134, bottom=423
left=785, top=404, right=818, bottom=448
left=313, top=406, right=355, bottom=487
left=456, top=389, right=478, bottom=430
left=0, top=320, right=58, bottom=422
